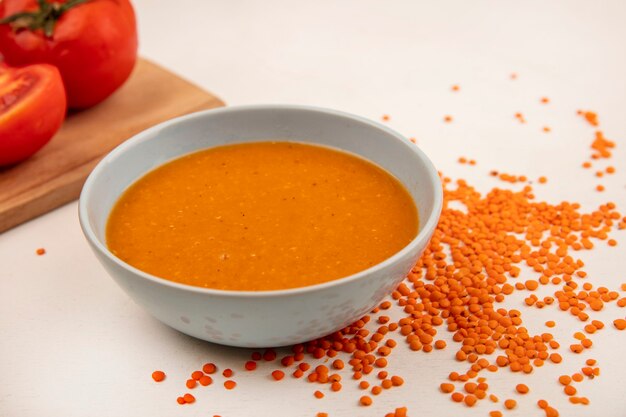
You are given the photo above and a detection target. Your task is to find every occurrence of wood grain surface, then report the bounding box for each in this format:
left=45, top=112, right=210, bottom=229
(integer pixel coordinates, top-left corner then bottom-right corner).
left=0, top=58, right=225, bottom=233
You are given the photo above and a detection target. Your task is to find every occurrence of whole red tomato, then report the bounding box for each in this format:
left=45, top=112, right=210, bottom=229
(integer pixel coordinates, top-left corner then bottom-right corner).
left=0, top=0, right=138, bottom=109
left=0, top=63, right=66, bottom=165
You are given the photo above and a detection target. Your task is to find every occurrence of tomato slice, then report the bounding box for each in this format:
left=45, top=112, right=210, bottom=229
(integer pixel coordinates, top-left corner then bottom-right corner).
left=0, top=63, right=66, bottom=166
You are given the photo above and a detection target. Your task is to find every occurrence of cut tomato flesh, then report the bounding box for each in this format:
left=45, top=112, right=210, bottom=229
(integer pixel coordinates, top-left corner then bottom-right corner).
left=0, top=67, right=38, bottom=115
left=0, top=63, right=66, bottom=166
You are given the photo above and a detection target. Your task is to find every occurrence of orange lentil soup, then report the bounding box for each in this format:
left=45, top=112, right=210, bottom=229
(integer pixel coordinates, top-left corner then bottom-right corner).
left=106, top=141, right=418, bottom=291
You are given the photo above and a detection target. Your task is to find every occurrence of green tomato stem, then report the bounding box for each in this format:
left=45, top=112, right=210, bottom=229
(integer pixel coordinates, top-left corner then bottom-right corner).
left=0, top=0, right=92, bottom=37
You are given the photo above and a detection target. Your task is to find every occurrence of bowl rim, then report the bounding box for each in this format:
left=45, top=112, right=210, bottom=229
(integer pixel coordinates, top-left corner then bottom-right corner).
left=79, top=104, right=443, bottom=298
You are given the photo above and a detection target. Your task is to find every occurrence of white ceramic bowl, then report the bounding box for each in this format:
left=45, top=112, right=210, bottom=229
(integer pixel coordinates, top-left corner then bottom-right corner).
left=79, top=105, right=442, bottom=348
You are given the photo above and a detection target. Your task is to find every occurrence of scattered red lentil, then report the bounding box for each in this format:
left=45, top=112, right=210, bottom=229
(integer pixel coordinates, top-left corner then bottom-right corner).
left=314, top=390, right=324, bottom=399
left=152, top=371, right=165, bottom=382
left=570, top=344, right=584, bottom=353
left=222, top=369, right=233, bottom=378
left=202, top=363, right=216, bottom=374
left=444, top=115, right=453, bottom=123
left=394, top=407, right=408, bottom=417
left=564, top=385, right=577, bottom=396
left=182, top=393, right=195, bottom=404
left=374, top=358, right=387, bottom=368
left=541, top=97, right=550, bottom=104
left=360, top=395, right=372, bottom=406
left=516, top=384, right=529, bottom=394
left=391, top=376, right=404, bottom=386
left=382, top=114, right=390, bottom=121
left=440, top=383, right=454, bottom=393
left=244, top=361, right=257, bottom=371
left=614, top=319, right=626, bottom=330
left=199, top=375, right=212, bottom=386
left=451, top=392, right=464, bottom=403
left=464, top=382, right=477, bottom=394
left=271, top=370, right=285, bottom=380
left=504, top=399, right=517, bottom=409
left=263, top=349, right=277, bottom=361
left=558, top=375, right=571, bottom=385
left=224, top=380, right=236, bottom=390
left=36, top=248, right=46, bottom=255
left=543, top=126, right=551, bottom=133
left=464, top=394, right=477, bottom=407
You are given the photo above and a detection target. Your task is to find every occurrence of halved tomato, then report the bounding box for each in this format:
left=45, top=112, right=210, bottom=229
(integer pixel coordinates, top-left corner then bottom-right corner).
left=0, top=62, right=66, bottom=166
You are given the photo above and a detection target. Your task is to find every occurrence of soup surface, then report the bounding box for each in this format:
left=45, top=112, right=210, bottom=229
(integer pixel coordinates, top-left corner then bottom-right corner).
left=106, top=142, right=418, bottom=291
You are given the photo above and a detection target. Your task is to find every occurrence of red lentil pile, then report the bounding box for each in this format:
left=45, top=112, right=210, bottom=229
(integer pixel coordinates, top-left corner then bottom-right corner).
left=151, top=106, right=624, bottom=416
left=152, top=174, right=624, bottom=415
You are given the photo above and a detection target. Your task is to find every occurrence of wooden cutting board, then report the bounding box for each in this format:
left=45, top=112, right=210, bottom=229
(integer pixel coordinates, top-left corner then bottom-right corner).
left=0, top=58, right=225, bottom=233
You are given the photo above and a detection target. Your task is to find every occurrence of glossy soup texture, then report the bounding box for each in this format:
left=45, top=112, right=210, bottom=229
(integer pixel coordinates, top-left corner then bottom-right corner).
left=106, top=142, right=418, bottom=291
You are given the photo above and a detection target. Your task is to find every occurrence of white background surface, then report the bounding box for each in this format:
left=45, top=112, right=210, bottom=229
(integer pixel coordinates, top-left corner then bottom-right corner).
left=2, top=1, right=626, bottom=416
